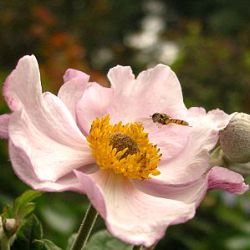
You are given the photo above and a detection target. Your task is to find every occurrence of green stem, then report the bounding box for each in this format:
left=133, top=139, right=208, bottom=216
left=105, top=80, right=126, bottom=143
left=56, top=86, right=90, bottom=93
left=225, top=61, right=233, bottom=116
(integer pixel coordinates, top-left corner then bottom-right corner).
left=70, top=204, right=98, bottom=250
left=132, top=246, right=143, bottom=250
left=0, top=236, right=10, bottom=250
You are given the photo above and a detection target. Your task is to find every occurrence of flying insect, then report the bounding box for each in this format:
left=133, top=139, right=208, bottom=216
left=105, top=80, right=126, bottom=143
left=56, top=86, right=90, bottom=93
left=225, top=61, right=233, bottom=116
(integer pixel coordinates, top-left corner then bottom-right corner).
left=151, top=113, right=189, bottom=126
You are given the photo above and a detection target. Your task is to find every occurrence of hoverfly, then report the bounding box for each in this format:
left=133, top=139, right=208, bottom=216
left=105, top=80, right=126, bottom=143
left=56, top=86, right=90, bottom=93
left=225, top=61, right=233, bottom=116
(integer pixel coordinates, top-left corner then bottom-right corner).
left=151, top=113, right=189, bottom=126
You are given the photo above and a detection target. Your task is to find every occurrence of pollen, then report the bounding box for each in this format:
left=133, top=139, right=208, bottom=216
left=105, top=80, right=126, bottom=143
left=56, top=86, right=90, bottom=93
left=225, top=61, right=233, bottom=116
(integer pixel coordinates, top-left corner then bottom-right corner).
left=87, top=115, right=161, bottom=180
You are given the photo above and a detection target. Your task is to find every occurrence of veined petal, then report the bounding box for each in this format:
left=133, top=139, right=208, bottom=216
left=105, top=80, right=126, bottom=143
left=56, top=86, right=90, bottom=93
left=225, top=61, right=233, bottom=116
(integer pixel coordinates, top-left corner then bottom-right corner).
left=133, top=138, right=211, bottom=205
left=63, top=68, right=89, bottom=82
left=155, top=129, right=213, bottom=184
left=9, top=108, right=94, bottom=182
left=107, top=65, right=135, bottom=93
left=3, top=55, right=85, bottom=146
left=133, top=109, right=246, bottom=204
left=134, top=166, right=248, bottom=207
left=132, top=109, right=226, bottom=200
left=75, top=171, right=195, bottom=247
left=3, top=55, right=42, bottom=111
left=144, top=121, right=190, bottom=161
left=76, top=83, right=114, bottom=133
left=188, top=107, right=231, bottom=131
left=41, top=92, right=87, bottom=146
left=208, top=166, right=249, bottom=194
left=133, top=176, right=208, bottom=206
left=154, top=107, right=230, bottom=183
left=135, top=64, right=186, bottom=115
left=9, top=141, right=83, bottom=192
left=108, top=64, right=187, bottom=121
left=0, top=114, right=10, bottom=139
left=58, top=71, right=90, bottom=120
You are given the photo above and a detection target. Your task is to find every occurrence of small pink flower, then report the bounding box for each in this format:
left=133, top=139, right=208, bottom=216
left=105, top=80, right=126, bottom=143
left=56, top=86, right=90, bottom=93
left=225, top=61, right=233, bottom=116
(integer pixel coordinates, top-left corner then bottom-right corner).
left=0, top=55, right=248, bottom=247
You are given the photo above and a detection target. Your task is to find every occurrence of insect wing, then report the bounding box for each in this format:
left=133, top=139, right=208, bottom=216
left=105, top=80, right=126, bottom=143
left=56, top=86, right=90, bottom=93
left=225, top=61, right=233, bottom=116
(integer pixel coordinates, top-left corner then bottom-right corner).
left=136, top=117, right=164, bottom=128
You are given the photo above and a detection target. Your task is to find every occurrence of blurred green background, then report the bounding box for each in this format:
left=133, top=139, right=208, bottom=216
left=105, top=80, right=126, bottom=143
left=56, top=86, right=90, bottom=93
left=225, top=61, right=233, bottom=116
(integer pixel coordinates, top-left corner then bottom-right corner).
left=0, top=0, right=249, bottom=249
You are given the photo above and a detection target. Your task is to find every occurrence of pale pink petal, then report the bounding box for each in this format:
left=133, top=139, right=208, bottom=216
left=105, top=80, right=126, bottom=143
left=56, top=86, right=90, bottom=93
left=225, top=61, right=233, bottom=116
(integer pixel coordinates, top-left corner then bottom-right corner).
left=40, top=92, right=87, bottom=146
left=132, top=120, right=217, bottom=201
left=207, top=109, right=231, bottom=129
left=9, top=141, right=82, bottom=192
left=63, top=68, right=89, bottom=82
left=135, top=64, right=186, bottom=115
left=107, top=64, right=187, bottom=121
left=132, top=108, right=245, bottom=205
left=107, top=65, right=135, bottom=93
left=3, top=55, right=42, bottom=111
left=58, top=76, right=89, bottom=120
left=0, top=114, right=10, bottom=139
left=155, top=128, right=214, bottom=184
left=188, top=107, right=231, bottom=131
left=75, top=171, right=195, bottom=247
left=143, top=121, right=191, bottom=161
left=133, top=131, right=211, bottom=205
left=153, top=107, right=229, bottom=182
left=4, top=56, right=86, bottom=146
left=134, top=166, right=248, bottom=208
left=76, top=83, right=113, bottom=133
left=9, top=110, right=94, bottom=182
left=208, top=166, right=249, bottom=194
left=133, top=177, right=208, bottom=206
left=4, top=55, right=96, bottom=184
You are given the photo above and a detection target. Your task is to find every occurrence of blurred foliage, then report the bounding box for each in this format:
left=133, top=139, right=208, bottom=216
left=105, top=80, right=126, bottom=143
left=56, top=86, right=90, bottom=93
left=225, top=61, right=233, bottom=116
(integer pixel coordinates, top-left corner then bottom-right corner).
left=0, top=0, right=249, bottom=249
left=85, top=230, right=133, bottom=250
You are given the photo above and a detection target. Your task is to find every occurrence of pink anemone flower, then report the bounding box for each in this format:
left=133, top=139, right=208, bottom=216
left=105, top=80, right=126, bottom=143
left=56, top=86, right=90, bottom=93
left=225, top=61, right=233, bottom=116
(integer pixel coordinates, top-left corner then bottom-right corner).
left=0, top=55, right=248, bottom=247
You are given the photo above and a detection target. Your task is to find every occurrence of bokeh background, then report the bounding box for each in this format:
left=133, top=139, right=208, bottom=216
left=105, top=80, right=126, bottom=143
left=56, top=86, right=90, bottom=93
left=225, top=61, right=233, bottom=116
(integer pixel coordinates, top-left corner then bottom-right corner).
left=0, top=0, right=250, bottom=249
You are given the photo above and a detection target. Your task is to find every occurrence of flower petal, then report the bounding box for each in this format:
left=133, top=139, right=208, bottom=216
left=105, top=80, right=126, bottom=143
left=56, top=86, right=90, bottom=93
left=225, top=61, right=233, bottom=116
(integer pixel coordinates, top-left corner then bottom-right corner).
left=133, top=176, right=208, bottom=206
left=144, top=122, right=190, bottom=161
left=133, top=108, right=246, bottom=206
left=9, top=109, right=94, bottom=182
left=58, top=71, right=90, bottom=119
left=108, top=64, right=187, bottom=121
left=9, top=141, right=82, bottom=192
left=155, top=130, right=213, bottom=184
left=63, top=68, right=89, bottom=82
left=3, top=55, right=42, bottom=111
left=76, top=83, right=113, bottom=133
left=4, top=56, right=85, bottom=146
left=107, top=65, right=135, bottom=95
left=134, top=166, right=248, bottom=208
left=208, top=166, right=249, bottom=194
left=135, top=128, right=210, bottom=201
left=188, top=107, right=231, bottom=131
left=135, top=64, right=186, bottom=115
left=75, top=171, right=195, bottom=247
left=0, top=114, right=10, bottom=139
left=154, top=107, right=230, bottom=183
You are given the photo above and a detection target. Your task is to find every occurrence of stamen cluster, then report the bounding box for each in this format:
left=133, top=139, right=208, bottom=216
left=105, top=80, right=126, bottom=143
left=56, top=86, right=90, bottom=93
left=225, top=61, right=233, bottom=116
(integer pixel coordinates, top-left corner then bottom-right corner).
left=87, top=115, right=161, bottom=180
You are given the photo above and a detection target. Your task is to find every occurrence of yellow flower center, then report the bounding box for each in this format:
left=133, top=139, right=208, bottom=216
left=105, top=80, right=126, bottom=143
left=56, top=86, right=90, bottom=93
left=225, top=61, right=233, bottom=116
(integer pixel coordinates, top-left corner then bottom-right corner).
left=87, top=115, right=161, bottom=180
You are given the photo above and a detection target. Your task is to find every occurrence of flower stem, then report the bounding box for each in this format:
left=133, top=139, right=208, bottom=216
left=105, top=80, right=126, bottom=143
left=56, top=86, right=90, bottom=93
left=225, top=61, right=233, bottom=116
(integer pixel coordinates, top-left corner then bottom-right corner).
left=70, top=204, right=98, bottom=250
left=132, top=246, right=143, bottom=250
left=0, top=237, right=10, bottom=250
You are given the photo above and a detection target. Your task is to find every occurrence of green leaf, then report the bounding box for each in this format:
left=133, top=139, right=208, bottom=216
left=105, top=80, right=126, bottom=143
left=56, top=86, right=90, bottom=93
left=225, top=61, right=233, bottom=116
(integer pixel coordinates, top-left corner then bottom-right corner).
left=66, top=233, right=76, bottom=250
left=11, top=214, right=43, bottom=250
left=1, top=205, right=14, bottom=219
left=85, top=230, right=133, bottom=250
left=32, top=239, right=62, bottom=250
left=14, top=190, right=42, bottom=219
left=18, top=202, right=36, bottom=219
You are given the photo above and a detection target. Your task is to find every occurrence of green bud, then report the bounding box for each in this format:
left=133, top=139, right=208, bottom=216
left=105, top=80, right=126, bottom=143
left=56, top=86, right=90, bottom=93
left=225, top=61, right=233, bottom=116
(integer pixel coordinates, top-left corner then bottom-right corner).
left=220, top=112, right=250, bottom=163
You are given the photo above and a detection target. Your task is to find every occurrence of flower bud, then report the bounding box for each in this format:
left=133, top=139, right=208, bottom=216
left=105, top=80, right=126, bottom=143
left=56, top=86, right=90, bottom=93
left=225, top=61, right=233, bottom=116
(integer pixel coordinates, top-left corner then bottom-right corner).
left=220, top=112, right=250, bottom=163
left=4, top=219, right=16, bottom=234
